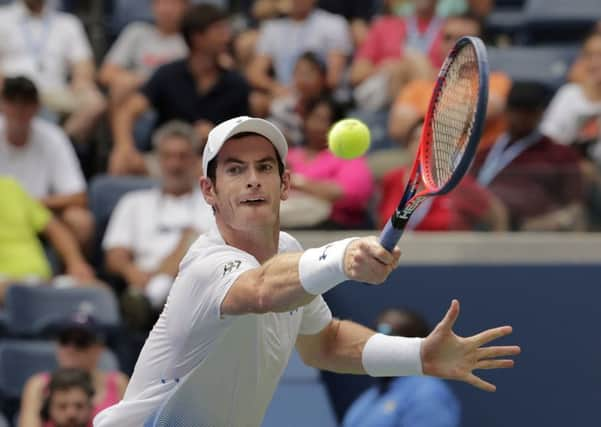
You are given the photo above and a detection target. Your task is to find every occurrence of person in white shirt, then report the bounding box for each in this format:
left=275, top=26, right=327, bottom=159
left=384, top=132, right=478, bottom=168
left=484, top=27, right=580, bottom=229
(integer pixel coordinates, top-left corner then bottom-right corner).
left=103, top=121, right=213, bottom=326
left=0, top=76, right=94, bottom=249
left=0, top=0, right=106, bottom=144
left=99, top=0, right=189, bottom=107
left=93, top=116, right=520, bottom=427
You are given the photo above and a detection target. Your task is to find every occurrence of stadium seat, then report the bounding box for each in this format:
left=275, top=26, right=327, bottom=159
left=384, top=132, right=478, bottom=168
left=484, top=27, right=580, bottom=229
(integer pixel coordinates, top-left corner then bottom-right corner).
left=487, top=45, right=579, bottom=89
left=522, top=0, right=601, bottom=44
left=88, top=174, right=157, bottom=269
left=263, top=350, right=337, bottom=427
left=3, top=285, right=121, bottom=337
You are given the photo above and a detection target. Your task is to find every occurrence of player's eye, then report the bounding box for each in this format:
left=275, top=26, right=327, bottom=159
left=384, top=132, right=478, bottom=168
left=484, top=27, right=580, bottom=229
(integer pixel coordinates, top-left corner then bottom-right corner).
left=259, top=163, right=274, bottom=172
left=226, top=165, right=243, bottom=175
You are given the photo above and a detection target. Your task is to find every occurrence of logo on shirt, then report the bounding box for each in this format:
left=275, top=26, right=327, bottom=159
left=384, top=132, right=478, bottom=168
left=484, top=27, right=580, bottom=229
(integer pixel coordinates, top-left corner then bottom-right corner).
left=319, top=245, right=333, bottom=261
left=223, top=260, right=242, bottom=276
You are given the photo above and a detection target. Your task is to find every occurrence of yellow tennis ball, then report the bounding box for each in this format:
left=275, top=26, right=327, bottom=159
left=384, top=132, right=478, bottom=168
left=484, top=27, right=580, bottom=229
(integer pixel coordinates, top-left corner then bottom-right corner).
left=328, top=118, right=371, bottom=159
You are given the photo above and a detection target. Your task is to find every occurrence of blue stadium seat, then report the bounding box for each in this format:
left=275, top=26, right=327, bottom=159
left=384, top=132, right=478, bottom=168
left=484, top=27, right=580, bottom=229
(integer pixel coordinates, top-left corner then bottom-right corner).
left=3, top=285, right=121, bottom=337
left=487, top=45, right=579, bottom=89
left=0, top=340, right=120, bottom=401
left=262, top=350, right=337, bottom=427
left=522, top=0, right=601, bottom=44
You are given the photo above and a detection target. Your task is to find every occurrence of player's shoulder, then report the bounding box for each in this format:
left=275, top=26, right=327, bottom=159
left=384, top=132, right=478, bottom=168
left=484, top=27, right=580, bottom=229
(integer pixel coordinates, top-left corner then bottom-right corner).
left=278, top=231, right=303, bottom=252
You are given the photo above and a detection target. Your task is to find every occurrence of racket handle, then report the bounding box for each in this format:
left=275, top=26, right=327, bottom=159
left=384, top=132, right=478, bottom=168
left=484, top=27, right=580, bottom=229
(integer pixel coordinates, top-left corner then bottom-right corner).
left=379, top=219, right=404, bottom=252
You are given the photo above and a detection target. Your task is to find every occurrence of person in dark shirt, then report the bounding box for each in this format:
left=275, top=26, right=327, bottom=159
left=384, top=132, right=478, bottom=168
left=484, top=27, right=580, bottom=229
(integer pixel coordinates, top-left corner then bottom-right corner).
left=473, top=82, right=586, bottom=231
left=109, top=4, right=250, bottom=176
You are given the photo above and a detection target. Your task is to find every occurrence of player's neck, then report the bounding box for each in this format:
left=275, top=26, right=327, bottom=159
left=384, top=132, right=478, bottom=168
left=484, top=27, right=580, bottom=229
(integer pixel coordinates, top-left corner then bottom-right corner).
left=216, top=218, right=279, bottom=263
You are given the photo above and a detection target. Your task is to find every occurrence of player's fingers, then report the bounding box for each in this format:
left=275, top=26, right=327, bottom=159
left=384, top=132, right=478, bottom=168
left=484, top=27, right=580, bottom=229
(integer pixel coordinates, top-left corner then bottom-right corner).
left=466, top=373, right=496, bottom=392
left=439, top=299, right=460, bottom=330
left=477, top=345, right=521, bottom=359
left=475, top=359, right=515, bottom=370
left=366, top=239, right=396, bottom=266
left=471, top=326, right=513, bottom=346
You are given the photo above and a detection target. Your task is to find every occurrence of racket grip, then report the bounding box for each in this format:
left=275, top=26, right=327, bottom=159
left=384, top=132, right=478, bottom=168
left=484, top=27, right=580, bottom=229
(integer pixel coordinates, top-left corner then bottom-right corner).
left=379, top=220, right=404, bottom=252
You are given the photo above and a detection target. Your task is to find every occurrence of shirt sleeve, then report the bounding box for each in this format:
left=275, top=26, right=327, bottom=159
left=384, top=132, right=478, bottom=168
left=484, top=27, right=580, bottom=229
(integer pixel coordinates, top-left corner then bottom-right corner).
left=64, top=15, right=94, bottom=64
left=21, top=183, right=52, bottom=232
left=103, top=23, right=141, bottom=68
left=540, top=85, right=579, bottom=145
left=255, top=21, right=277, bottom=57
left=167, top=247, right=260, bottom=332
left=47, top=127, right=86, bottom=195
left=102, top=194, right=137, bottom=250
left=299, top=296, right=332, bottom=335
left=325, top=14, right=353, bottom=55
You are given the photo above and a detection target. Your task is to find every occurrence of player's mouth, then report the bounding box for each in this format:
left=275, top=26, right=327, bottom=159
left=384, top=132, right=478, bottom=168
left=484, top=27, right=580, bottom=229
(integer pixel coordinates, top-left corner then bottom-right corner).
left=240, top=196, right=268, bottom=206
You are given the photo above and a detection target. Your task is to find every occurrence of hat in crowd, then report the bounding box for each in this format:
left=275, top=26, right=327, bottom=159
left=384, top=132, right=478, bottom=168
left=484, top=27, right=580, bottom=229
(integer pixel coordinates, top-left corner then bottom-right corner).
left=54, top=310, right=105, bottom=345
left=202, top=116, right=288, bottom=177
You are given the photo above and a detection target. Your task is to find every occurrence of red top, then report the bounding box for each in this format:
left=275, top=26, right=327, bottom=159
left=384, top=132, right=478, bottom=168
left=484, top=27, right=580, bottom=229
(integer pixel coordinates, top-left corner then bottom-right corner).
left=355, top=16, right=444, bottom=68
left=378, top=167, right=492, bottom=231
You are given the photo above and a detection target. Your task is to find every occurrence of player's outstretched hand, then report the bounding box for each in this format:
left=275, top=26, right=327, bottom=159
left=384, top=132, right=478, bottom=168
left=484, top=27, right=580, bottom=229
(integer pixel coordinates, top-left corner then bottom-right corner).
left=421, top=300, right=521, bottom=392
left=343, top=237, right=401, bottom=284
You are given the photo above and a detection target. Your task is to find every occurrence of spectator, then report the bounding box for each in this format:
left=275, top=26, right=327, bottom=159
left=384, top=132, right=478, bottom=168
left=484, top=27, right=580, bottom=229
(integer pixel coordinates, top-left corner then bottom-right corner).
left=0, top=0, right=106, bottom=145
left=386, top=0, right=493, bottom=19
left=350, top=0, right=443, bottom=107
left=0, top=176, right=97, bottom=304
left=41, top=368, right=94, bottom=427
left=541, top=31, right=601, bottom=165
left=247, top=0, right=352, bottom=96
left=19, top=312, right=128, bottom=427
left=285, top=97, right=374, bottom=229
left=388, top=12, right=510, bottom=148
left=378, top=121, right=508, bottom=231
left=0, top=76, right=95, bottom=250
left=342, top=307, right=461, bottom=427
left=318, top=0, right=378, bottom=47
left=269, top=52, right=329, bottom=146
left=474, top=82, right=586, bottom=231
left=99, top=0, right=190, bottom=106
left=103, top=121, right=213, bottom=329
left=110, top=3, right=249, bottom=176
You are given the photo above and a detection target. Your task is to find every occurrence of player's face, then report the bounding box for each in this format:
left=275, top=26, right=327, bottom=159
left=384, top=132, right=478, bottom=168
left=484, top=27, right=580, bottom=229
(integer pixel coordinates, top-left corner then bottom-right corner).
left=582, top=34, right=601, bottom=85
left=153, top=0, right=188, bottom=33
left=158, top=135, right=200, bottom=194
left=0, top=100, right=38, bottom=145
left=201, top=135, right=290, bottom=229
left=48, top=388, right=93, bottom=427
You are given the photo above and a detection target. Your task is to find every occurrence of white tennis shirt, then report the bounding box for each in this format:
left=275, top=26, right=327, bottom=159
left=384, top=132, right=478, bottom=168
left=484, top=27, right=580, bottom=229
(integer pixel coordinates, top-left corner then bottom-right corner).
left=94, top=224, right=332, bottom=427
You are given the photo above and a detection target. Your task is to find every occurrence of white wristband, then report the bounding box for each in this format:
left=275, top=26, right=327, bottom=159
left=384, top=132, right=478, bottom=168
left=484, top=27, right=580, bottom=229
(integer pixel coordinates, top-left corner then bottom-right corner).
left=362, top=333, right=424, bottom=377
left=298, top=238, right=358, bottom=295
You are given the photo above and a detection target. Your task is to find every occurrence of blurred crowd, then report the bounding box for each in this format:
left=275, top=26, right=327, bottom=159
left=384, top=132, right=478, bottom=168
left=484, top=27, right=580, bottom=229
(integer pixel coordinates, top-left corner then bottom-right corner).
left=0, top=0, right=601, bottom=425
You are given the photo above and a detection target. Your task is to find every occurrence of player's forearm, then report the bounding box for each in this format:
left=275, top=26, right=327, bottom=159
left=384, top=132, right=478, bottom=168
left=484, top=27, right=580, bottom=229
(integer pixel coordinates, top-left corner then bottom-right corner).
left=222, top=239, right=357, bottom=315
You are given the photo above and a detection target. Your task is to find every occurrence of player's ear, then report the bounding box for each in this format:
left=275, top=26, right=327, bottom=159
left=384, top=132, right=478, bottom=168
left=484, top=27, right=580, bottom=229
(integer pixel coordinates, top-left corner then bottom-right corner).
left=200, top=176, right=217, bottom=207
left=280, top=169, right=291, bottom=201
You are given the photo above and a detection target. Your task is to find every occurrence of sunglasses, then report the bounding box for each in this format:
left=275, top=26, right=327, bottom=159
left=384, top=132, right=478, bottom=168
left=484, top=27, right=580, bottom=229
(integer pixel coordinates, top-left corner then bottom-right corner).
left=58, top=330, right=96, bottom=350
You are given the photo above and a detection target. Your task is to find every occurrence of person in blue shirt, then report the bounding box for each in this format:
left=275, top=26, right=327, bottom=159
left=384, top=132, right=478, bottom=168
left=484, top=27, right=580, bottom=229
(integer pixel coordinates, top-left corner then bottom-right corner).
left=342, top=308, right=461, bottom=427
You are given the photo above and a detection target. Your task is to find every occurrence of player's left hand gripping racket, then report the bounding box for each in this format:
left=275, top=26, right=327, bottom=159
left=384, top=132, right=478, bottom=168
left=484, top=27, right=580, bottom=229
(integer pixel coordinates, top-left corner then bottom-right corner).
left=380, top=36, right=489, bottom=251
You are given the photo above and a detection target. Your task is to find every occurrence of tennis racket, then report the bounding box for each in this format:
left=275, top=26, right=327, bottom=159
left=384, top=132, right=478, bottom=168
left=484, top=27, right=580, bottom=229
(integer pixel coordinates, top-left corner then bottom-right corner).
left=380, top=36, right=489, bottom=251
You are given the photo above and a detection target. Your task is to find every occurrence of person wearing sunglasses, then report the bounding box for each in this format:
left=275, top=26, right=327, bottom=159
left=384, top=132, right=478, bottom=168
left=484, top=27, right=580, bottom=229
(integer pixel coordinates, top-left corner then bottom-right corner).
left=18, top=311, right=129, bottom=427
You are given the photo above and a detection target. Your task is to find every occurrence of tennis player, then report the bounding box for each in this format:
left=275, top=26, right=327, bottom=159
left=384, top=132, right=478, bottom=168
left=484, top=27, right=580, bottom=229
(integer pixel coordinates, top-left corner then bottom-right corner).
left=94, top=116, right=519, bottom=427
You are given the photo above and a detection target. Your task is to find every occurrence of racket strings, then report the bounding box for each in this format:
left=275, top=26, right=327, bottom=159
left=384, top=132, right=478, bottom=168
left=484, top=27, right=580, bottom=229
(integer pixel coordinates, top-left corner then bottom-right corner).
left=427, top=45, right=479, bottom=189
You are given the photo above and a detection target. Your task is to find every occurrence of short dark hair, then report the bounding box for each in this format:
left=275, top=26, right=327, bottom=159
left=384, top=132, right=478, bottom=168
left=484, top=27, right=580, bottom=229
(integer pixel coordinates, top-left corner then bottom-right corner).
left=305, top=96, right=345, bottom=124
left=41, top=368, right=94, bottom=421
left=180, top=4, right=228, bottom=48
left=206, top=132, right=285, bottom=184
left=507, top=81, right=551, bottom=111
left=296, top=51, right=327, bottom=76
left=1, top=76, right=39, bottom=104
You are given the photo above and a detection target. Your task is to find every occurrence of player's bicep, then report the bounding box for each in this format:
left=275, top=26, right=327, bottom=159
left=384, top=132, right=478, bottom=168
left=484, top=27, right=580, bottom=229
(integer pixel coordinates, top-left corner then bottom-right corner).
left=220, top=267, right=263, bottom=316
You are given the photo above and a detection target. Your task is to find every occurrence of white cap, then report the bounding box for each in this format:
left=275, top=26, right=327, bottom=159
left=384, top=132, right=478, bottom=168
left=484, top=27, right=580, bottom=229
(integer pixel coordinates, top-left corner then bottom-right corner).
left=202, top=116, right=288, bottom=177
